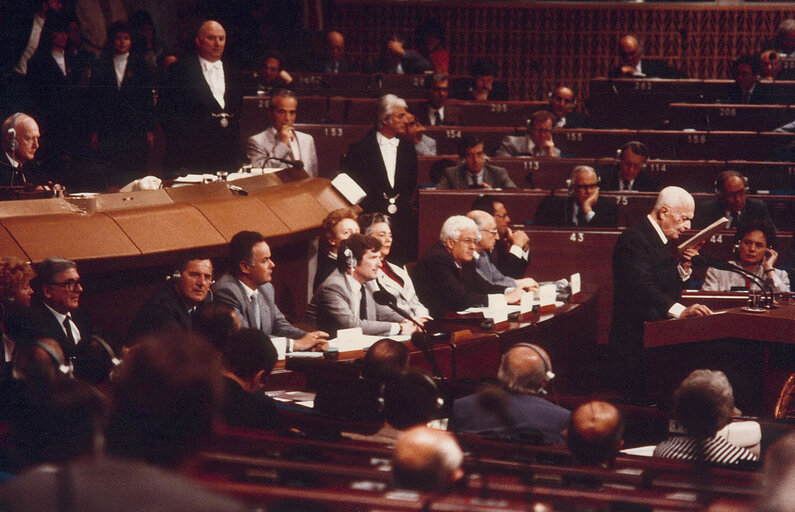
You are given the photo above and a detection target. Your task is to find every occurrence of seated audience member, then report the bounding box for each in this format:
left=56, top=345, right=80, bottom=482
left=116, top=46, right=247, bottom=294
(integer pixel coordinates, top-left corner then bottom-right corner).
left=314, top=337, right=408, bottom=422
left=495, top=110, right=559, bottom=158
left=314, top=208, right=360, bottom=290
left=452, top=344, right=570, bottom=444
left=549, top=85, right=588, bottom=129
left=306, top=234, right=418, bottom=337
left=392, top=426, right=464, bottom=493
left=451, top=57, right=509, bottom=101
left=609, top=34, right=684, bottom=79
left=415, top=18, right=449, bottom=74
left=415, top=216, right=523, bottom=318
left=471, top=195, right=531, bottom=279
left=534, top=165, right=618, bottom=227
left=565, top=401, right=624, bottom=467
left=438, top=135, right=517, bottom=189
left=88, top=20, right=155, bottom=188
left=757, top=432, right=795, bottom=512
left=220, top=328, right=282, bottom=430
left=600, top=141, right=657, bottom=192
left=306, top=30, right=354, bottom=73
left=73, top=334, right=119, bottom=387
left=359, top=213, right=430, bottom=321
left=6, top=257, right=91, bottom=360
left=253, top=50, right=293, bottom=95
left=724, top=55, right=775, bottom=105
left=404, top=113, right=435, bottom=156
left=692, top=170, right=773, bottom=230
left=417, top=73, right=461, bottom=126
left=701, top=221, right=789, bottom=293
left=247, top=88, right=318, bottom=177
left=654, top=369, right=758, bottom=466
left=1, top=113, right=48, bottom=188
left=467, top=210, right=538, bottom=291
left=764, top=18, right=795, bottom=58
left=758, top=49, right=781, bottom=81
left=0, top=256, right=35, bottom=366
left=369, top=33, right=432, bottom=75
left=126, top=251, right=212, bottom=344
left=192, top=302, right=240, bottom=352
left=212, top=231, right=328, bottom=357
left=0, top=337, right=67, bottom=422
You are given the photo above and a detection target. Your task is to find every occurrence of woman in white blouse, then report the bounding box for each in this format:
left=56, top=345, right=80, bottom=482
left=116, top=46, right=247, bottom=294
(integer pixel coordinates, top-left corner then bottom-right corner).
left=701, top=220, right=790, bottom=293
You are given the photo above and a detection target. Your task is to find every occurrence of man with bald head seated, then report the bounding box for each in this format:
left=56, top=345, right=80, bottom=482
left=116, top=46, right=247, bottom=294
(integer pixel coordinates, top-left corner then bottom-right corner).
left=467, top=210, right=538, bottom=291
left=533, top=165, right=618, bottom=227
left=415, top=216, right=524, bottom=318
left=470, top=195, right=531, bottom=279
left=158, top=20, right=243, bottom=175
left=610, top=187, right=712, bottom=403
left=692, top=170, right=773, bottom=230
left=549, top=86, right=589, bottom=129
left=0, top=113, right=54, bottom=189
left=451, top=344, right=570, bottom=444
left=566, top=401, right=624, bottom=467
left=609, top=34, right=684, bottom=79
left=392, top=426, right=464, bottom=493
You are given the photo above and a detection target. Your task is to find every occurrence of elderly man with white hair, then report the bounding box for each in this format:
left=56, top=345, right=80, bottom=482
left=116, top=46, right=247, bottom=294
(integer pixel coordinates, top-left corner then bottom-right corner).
left=609, top=186, right=712, bottom=404
left=341, top=93, right=417, bottom=264
left=415, top=215, right=523, bottom=318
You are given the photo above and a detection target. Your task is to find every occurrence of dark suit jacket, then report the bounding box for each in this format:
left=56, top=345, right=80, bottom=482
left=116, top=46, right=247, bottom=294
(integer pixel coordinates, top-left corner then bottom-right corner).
left=723, top=82, right=777, bottom=105
left=601, top=166, right=659, bottom=192
left=451, top=77, right=510, bottom=101
left=437, top=162, right=517, bottom=189
left=126, top=283, right=206, bottom=344
left=414, top=242, right=506, bottom=318
left=691, top=198, right=773, bottom=230
left=413, top=102, right=463, bottom=126
left=368, top=50, right=432, bottom=74
left=491, top=237, right=530, bottom=280
left=304, top=56, right=356, bottom=73
left=609, top=217, right=685, bottom=367
left=556, top=112, right=590, bottom=129
left=533, top=195, right=618, bottom=227
left=451, top=391, right=571, bottom=444
left=158, top=55, right=243, bottom=175
left=6, top=300, right=92, bottom=360
left=221, top=377, right=281, bottom=430
left=313, top=251, right=338, bottom=291
left=608, top=59, right=685, bottom=79
left=341, top=130, right=418, bottom=264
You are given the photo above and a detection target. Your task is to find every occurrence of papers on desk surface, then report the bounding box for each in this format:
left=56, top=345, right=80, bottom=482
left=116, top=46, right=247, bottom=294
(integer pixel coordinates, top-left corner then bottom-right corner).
left=328, top=327, right=411, bottom=352
left=458, top=301, right=564, bottom=320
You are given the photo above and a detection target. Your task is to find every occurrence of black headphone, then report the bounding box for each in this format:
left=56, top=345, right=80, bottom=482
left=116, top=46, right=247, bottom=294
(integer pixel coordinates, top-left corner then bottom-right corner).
left=377, top=370, right=444, bottom=412
left=714, top=170, right=749, bottom=197
left=566, top=165, right=600, bottom=190
left=615, top=141, right=649, bottom=168
left=512, top=342, right=555, bottom=383
left=7, top=112, right=21, bottom=152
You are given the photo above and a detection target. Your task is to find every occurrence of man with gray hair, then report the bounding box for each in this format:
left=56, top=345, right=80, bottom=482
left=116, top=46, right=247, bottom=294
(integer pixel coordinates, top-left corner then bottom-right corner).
left=341, top=93, right=417, bottom=264
left=533, top=165, right=617, bottom=227
left=654, top=369, right=757, bottom=466
left=392, top=426, right=464, bottom=492
left=452, top=344, right=570, bottom=444
left=610, top=186, right=712, bottom=403
left=415, top=215, right=523, bottom=318
left=8, top=257, right=92, bottom=359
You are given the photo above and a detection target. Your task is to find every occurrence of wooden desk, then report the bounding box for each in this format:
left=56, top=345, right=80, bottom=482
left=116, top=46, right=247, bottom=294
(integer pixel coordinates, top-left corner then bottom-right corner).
left=669, top=103, right=793, bottom=132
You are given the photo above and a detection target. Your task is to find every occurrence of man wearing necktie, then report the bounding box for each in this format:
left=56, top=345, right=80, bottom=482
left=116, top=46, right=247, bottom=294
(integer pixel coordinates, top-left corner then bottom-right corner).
left=6, top=258, right=92, bottom=360
left=495, top=110, right=561, bottom=158
left=341, top=94, right=418, bottom=264
left=601, top=141, right=659, bottom=192
left=436, top=135, right=517, bottom=190
left=533, top=165, right=618, bottom=227
left=691, top=170, right=774, bottom=230
left=158, top=20, right=243, bottom=176
left=212, top=231, right=328, bottom=357
left=306, top=234, right=419, bottom=338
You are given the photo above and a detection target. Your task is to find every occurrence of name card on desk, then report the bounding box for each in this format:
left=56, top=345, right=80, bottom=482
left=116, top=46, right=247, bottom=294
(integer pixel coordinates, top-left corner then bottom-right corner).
left=488, top=294, right=509, bottom=323
left=570, top=272, right=581, bottom=296
left=334, top=327, right=363, bottom=349
left=539, top=284, right=557, bottom=312
left=520, top=291, right=535, bottom=314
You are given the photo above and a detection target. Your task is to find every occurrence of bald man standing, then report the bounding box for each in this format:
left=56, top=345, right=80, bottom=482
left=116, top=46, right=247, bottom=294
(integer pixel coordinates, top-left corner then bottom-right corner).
left=159, top=20, right=243, bottom=176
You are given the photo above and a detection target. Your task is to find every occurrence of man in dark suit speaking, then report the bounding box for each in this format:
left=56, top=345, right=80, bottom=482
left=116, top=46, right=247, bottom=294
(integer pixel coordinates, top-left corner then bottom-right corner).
left=341, top=94, right=418, bottom=264
left=212, top=231, right=328, bottom=357
left=158, top=20, right=242, bottom=176
left=610, top=186, right=712, bottom=403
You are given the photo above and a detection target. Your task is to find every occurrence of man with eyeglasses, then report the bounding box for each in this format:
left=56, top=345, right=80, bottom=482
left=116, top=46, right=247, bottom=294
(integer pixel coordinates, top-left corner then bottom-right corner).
left=470, top=195, right=531, bottom=280
left=415, top=215, right=524, bottom=318
left=467, top=210, right=539, bottom=292
left=534, top=165, right=617, bottom=227
left=8, top=257, right=92, bottom=359
left=126, top=250, right=213, bottom=344
left=495, top=110, right=560, bottom=158
left=416, top=74, right=461, bottom=126
left=691, top=170, right=773, bottom=230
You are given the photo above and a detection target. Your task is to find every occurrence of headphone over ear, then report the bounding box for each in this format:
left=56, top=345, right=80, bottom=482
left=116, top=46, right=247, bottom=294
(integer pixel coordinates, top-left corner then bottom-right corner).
left=566, top=165, right=600, bottom=190
left=714, top=170, right=749, bottom=197
left=615, top=141, right=649, bottom=168
left=7, top=112, right=21, bottom=152
left=513, top=342, right=555, bottom=383
left=343, top=247, right=357, bottom=269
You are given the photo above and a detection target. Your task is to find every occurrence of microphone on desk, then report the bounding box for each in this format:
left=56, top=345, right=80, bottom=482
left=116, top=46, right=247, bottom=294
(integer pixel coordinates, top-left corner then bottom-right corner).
left=372, top=283, right=426, bottom=332
left=692, top=254, right=774, bottom=307
left=226, top=184, right=248, bottom=196
left=265, top=155, right=304, bottom=170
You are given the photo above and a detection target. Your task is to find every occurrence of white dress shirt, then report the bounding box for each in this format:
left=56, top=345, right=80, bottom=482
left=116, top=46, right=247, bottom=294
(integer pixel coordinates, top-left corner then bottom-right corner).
left=52, top=48, right=66, bottom=76
left=376, top=131, right=399, bottom=188
left=199, top=56, right=225, bottom=109
left=44, top=303, right=81, bottom=344
left=647, top=214, right=690, bottom=318
left=112, top=52, right=129, bottom=88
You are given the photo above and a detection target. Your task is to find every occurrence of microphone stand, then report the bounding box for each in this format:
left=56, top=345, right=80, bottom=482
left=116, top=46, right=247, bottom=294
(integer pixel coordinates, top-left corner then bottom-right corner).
left=693, top=255, right=776, bottom=309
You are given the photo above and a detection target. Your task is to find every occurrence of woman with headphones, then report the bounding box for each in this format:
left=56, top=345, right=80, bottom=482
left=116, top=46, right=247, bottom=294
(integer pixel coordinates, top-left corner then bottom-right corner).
left=701, top=220, right=790, bottom=293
